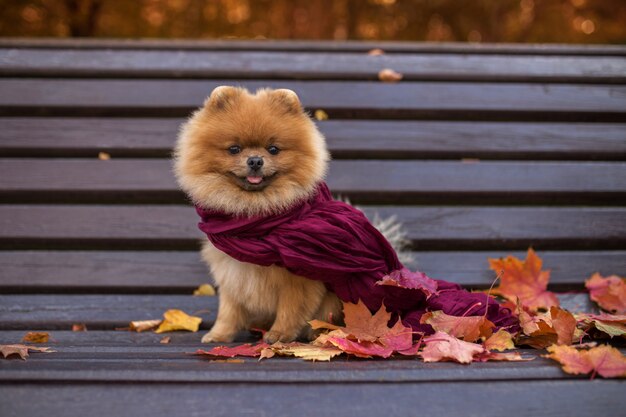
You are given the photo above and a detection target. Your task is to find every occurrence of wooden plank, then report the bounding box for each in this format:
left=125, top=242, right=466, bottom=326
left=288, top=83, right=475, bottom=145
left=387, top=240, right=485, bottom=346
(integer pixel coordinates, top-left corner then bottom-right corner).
left=1, top=159, right=624, bottom=205
left=0, top=158, right=623, bottom=204
left=1, top=38, right=625, bottom=56
left=2, top=49, right=625, bottom=83
left=1, top=250, right=622, bottom=293
left=2, top=118, right=625, bottom=161
left=1, top=380, right=624, bottom=417
left=1, top=205, right=624, bottom=251
left=1, top=79, right=625, bottom=121
left=0, top=293, right=594, bottom=331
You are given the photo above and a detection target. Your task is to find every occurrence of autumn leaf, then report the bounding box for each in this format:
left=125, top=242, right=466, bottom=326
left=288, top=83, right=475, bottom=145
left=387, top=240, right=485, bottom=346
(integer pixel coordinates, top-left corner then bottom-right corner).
left=367, top=48, right=385, bottom=56
left=377, top=268, right=438, bottom=298
left=576, top=312, right=626, bottom=338
left=193, top=283, right=216, bottom=296
left=544, top=344, right=626, bottom=378
left=98, top=151, right=110, bottom=160
left=266, top=342, right=343, bottom=361
left=72, top=323, right=87, bottom=332
left=160, top=336, right=171, bottom=344
left=585, top=273, right=626, bottom=314
left=0, top=344, right=54, bottom=360
left=196, top=343, right=270, bottom=358
left=378, top=68, right=403, bottom=82
left=313, top=109, right=328, bottom=121
left=475, top=351, right=534, bottom=362
left=484, top=329, right=515, bottom=352
left=517, top=306, right=576, bottom=348
left=130, top=319, right=162, bottom=332
left=155, top=309, right=202, bottom=333
left=420, top=331, right=485, bottom=364
left=420, top=310, right=494, bottom=342
left=21, top=332, right=50, bottom=343
left=489, top=248, right=559, bottom=311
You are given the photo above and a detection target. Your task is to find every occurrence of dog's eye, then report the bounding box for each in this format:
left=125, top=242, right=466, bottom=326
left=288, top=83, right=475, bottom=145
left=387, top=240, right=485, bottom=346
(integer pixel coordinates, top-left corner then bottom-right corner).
left=267, top=145, right=280, bottom=155
left=227, top=145, right=241, bottom=155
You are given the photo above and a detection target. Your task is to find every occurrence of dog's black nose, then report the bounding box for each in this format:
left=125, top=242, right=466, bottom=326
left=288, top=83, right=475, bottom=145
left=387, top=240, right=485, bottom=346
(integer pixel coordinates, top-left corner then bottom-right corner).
left=247, top=156, right=264, bottom=170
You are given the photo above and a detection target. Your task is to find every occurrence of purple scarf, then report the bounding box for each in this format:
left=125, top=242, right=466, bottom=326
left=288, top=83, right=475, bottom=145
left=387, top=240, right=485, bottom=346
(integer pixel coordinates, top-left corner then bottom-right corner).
left=196, top=182, right=518, bottom=334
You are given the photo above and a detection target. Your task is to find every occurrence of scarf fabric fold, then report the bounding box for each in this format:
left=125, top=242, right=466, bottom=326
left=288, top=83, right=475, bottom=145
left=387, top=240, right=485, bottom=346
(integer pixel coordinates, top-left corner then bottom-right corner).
left=196, top=182, right=518, bottom=334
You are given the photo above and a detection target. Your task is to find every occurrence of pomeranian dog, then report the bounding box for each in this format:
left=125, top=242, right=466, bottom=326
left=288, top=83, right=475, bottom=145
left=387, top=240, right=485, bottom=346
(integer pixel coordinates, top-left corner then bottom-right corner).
left=174, top=86, right=343, bottom=344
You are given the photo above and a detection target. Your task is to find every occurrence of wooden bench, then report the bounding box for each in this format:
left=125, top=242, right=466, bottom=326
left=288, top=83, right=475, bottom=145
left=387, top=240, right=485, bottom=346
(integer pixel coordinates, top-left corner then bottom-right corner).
left=0, top=39, right=624, bottom=416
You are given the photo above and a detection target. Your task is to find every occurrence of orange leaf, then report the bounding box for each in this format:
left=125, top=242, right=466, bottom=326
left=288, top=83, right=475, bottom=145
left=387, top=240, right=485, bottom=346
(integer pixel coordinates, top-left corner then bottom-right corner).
left=489, top=248, right=559, bottom=311
left=576, top=312, right=626, bottom=338
left=420, top=331, right=485, bottom=364
left=367, top=48, right=385, bottom=56
left=420, top=310, right=494, bottom=342
left=196, top=343, right=270, bottom=358
left=545, top=344, right=626, bottom=378
left=585, top=273, right=626, bottom=314
left=475, top=351, right=534, bottom=362
left=341, top=300, right=393, bottom=342
left=21, top=332, right=50, bottom=343
left=72, top=323, right=87, bottom=332
left=518, top=306, right=576, bottom=348
left=378, top=68, right=403, bottom=82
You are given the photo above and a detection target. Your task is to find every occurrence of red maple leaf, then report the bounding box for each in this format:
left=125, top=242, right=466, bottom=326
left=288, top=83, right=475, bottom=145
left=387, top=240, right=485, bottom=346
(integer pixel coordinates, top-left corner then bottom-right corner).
left=195, top=343, right=270, bottom=358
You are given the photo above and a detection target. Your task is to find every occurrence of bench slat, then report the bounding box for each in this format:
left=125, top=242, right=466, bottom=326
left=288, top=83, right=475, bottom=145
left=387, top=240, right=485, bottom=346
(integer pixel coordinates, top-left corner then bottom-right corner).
left=2, top=49, right=625, bottom=83
left=1, top=159, right=624, bottom=205
left=1, top=79, right=625, bottom=121
left=0, top=294, right=592, bottom=331
left=1, top=205, right=624, bottom=251
left=1, top=250, right=621, bottom=292
left=4, top=381, right=623, bottom=417
left=1, top=38, right=625, bottom=56
left=2, top=118, right=625, bottom=160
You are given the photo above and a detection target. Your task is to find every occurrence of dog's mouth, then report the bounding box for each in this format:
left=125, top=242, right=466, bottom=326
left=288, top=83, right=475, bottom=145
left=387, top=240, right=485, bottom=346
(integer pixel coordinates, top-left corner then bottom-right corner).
left=229, top=172, right=277, bottom=191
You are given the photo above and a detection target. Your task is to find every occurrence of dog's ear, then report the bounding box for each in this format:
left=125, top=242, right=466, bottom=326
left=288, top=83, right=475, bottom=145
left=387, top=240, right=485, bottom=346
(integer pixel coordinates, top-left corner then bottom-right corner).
left=271, top=89, right=302, bottom=113
left=204, top=86, right=243, bottom=110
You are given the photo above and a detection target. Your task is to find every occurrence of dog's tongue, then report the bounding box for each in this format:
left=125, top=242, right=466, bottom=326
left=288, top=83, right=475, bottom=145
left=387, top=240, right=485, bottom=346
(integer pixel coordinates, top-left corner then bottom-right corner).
left=247, top=176, right=263, bottom=184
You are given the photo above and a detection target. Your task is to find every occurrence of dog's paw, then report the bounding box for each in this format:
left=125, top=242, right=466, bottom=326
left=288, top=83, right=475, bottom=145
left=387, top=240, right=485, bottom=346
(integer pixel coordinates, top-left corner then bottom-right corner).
left=201, top=331, right=235, bottom=344
left=263, top=330, right=297, bottom=344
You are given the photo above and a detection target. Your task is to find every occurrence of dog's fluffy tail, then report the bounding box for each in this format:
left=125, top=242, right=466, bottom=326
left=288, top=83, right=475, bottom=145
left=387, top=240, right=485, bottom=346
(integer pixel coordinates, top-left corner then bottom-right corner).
left=339, top=196, right=414, bottom=265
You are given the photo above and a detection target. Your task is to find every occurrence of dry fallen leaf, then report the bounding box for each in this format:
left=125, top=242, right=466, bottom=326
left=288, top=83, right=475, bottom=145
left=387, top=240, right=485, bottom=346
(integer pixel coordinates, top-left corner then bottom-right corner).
left=517, top=306, right=577, bottom=348
left=420, top=310, right=494, bottom=342
left=483, top=329, right=515, bottom=352
left=193, top=283, right=216, bottom=296
left=585, top=273, right=626, bottom=314
left=155, top=309, right=202, bottom=333
left=576, top=312, right=626, bottom=338
left=160, top=336, right=171, bottom=344
left=475, top=351, right=533, bottom=362
left=378, top=68, right=403, bottom=82
left=544, top=344, right=626, bottom=378
left=267, top=342, right=343, bottom=361
left=196, top=343, right=270, bottom=358
left=367, top=48, right=385, bottom=56
left=377, top=268, right=438, bottom=297
left=72, top=323, right=87, bottom=332
left=313, top=109, right=328, bottom=121
left=130, top=319, right=162, bottom=332
left=21, top=332, right=50, bottom=343
left=0, top=344, right=55, bottom=360
left=489, top=248, right=559, bottom=311
left=420, top=331, right=485, bottom=364
left=98, top=152, right=111, bottom=160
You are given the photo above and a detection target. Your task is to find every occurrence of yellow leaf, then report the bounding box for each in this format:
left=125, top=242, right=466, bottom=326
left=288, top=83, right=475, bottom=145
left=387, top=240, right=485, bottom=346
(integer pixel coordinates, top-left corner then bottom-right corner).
left=313, top=109, right=328, bottom=121
left=21, top=332, right=50, bottom=343
left=483, top=329, right=515, bottom=352
left=129, top=319, right=162, bottom=332
left=155, top=309, right=202, bottom=333
left=193, top=283, right=216, bottom=296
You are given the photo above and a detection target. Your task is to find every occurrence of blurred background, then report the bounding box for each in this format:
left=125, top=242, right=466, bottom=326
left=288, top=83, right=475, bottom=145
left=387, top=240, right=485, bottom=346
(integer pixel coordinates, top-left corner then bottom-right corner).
left=0, top=0, right=625, bottom=43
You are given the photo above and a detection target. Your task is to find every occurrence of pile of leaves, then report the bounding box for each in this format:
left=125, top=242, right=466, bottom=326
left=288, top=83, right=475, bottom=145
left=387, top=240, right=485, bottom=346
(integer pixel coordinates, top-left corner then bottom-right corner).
left=195, top=249, right=626, bottom=379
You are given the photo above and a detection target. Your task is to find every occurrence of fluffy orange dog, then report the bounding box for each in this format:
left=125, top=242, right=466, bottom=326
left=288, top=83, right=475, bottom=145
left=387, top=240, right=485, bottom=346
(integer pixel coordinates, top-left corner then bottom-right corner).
left=174, top=86, right=342, bottom=344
